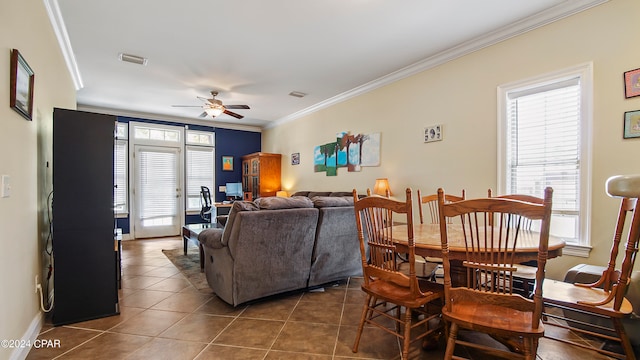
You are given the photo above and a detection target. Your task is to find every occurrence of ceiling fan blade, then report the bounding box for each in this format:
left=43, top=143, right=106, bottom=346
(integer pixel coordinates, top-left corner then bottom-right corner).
left=199, top=112, right=207, bottom=118
left=197, top=96, right=213, bottom=103
left=172, top=105, right=202, bottom=107
left=224, top=110, right=244, bottom=119
left=225, top=105, right=250, bottom=110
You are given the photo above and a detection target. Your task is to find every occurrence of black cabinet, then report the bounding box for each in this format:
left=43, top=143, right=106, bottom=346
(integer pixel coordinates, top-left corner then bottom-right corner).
left=52, top=108, right=119, bottom=325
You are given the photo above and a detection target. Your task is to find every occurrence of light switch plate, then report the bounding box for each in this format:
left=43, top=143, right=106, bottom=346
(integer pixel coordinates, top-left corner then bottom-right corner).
left=424, top=125, right=443, bottom=143
left=1, top=175, right=10, bottom=198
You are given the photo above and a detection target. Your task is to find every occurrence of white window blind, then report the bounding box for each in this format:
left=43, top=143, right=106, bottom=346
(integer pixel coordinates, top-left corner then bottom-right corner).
left=138, top=149, right=178, bottom=223
left=185, top=146, right=214, bottom=211
left=114, top=139, right=128, bottom=214
left=506, top=77, right=581, bottom=241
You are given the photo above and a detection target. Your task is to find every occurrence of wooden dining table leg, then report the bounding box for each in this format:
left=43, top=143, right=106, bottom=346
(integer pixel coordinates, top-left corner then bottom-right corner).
left=449, top=260, right=467, bottom=287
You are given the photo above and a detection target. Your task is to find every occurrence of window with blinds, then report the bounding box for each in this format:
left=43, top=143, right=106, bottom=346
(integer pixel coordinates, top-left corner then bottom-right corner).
left=114, top=123, right=128, bottom=215
left=185, top=146, right=214, bottom=211
left=114, top=140, right=128, bottom=214
left=499, top=63, right=592, bottom=249
left=185, top=130, right=215, bottom=212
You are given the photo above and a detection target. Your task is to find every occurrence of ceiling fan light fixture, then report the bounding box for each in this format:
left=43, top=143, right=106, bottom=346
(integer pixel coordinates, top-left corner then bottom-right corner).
left=118, top=53, right=148, bottom=66
left=205, top=104, right=225, bottom=117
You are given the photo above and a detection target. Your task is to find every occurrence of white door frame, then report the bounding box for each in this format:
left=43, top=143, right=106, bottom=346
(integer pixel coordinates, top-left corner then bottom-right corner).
left=129, top=122, right=184, bottom=238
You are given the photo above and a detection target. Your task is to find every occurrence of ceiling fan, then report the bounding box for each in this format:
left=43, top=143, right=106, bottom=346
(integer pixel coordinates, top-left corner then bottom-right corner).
left=172, top=91, right=250, bottom=119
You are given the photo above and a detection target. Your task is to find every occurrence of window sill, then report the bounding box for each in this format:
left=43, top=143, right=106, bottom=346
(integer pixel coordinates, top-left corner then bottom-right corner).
left=561, top=243, right=592, bottom=258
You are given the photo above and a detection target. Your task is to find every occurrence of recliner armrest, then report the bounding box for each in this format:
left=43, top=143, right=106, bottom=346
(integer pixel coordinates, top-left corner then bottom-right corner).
left=198, top=228, right=225, bottom=249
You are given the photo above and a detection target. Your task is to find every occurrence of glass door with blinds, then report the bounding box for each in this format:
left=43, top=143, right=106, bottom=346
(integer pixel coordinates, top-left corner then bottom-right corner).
left=130, top=122, right=184, bottom=238
left=132, top=140, right=182, bottom=238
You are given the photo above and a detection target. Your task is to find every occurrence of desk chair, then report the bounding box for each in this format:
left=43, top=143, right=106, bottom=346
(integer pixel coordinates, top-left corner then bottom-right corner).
left=543, top=174, right=640, bottom=360
left=200, top=186, right=212, bottom=222
left=352, top=188, right=444, bottom=359
left=437, top=187, right=553, bottom=360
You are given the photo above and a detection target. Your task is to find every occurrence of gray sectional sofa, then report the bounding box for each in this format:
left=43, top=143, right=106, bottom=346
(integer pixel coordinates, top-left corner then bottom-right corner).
left=198, top=193, right=362, bottom=306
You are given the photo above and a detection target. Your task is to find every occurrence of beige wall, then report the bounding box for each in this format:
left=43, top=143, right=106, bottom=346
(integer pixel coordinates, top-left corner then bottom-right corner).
left=263, top=0, right=640, bottom=280
left=0, top=1, right=76, bottom=358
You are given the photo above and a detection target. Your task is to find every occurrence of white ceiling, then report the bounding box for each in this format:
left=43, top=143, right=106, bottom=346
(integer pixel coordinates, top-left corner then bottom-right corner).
left=48, top=0, right=603, bottom=131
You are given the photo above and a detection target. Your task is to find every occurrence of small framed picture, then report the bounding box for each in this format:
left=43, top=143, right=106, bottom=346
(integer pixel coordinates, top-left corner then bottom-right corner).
left=291, top=152, right=300, bottom=165
left=10, top=49, right=35, bottom=120
left=623, top=110, right=640, bottom=139
left=222, top=156, right=233, bottom=171
left=624, top=68, right=640, bottom=99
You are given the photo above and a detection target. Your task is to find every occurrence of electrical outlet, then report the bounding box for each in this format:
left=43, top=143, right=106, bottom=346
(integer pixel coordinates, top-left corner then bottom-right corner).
left=423, top=125, right=443, bottom=143
left=35, top=275, right=40, bottom=293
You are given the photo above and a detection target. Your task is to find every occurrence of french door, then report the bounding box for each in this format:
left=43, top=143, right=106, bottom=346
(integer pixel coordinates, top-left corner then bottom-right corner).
left=133, top=145, right=181, bottom=238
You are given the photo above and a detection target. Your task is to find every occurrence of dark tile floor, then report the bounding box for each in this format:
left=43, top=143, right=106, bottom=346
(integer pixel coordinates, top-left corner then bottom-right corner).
left=27, top=237, right=619, bottom=359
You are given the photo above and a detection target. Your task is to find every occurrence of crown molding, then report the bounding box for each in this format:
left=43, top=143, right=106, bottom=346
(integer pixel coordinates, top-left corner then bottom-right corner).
left=44, top=0, right=83, bottom=90
left=267, top=0, right=608, bottom=130
left=76, top=105, right=262, bottom=133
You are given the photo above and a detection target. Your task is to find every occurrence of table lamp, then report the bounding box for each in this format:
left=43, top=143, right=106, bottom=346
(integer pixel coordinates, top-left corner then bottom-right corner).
left=373, top=178, right=392, bottom=197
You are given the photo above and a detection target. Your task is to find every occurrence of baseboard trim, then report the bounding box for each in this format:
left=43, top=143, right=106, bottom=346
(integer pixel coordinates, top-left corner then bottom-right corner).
left=9, top=312, right=43, bottom=360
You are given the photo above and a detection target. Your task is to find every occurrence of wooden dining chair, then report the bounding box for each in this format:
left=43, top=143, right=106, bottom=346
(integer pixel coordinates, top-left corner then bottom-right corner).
left=352, top=188, right=444, bottom=359
left=405, top=189, right=466, bottom=282
left=418, top=189, right=465, bottom=225
left=437, top=187, right=553, bottom=360
left=542, top=174, right=640, bottom=360
left=487, top=189, right=544, bottom=297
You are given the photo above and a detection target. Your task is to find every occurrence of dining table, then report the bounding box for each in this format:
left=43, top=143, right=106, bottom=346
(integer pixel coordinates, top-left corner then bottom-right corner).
left=391, top=223, right=566, bottom=287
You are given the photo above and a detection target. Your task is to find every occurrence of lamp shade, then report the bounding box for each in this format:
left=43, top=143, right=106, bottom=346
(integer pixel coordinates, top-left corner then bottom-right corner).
left=373, top=178, right=391, bottom=197
left=276, top=190, right=289, bottom=197
left=205, top=105, right=225, bottom=117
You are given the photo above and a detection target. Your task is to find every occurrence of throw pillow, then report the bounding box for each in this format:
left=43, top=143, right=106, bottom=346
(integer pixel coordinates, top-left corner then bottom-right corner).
left=254, top=196, right=314, bottom=210
left=311, top=196, right=354, bottom=208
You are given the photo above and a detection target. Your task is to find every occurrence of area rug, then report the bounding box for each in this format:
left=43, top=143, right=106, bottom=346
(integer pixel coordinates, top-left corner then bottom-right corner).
left=161, top=247, right=209, bottom=291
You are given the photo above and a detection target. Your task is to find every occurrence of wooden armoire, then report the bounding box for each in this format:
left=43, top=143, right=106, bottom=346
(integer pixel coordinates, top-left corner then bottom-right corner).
left=241, top=152, right=281, bottom=200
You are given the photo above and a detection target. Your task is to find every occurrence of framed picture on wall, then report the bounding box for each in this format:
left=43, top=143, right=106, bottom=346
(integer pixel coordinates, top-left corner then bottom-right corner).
left=291, top=152, right=300, bottom=165
left=10, top=49, right=34, bottom=120
left=624, top=68, right=640, bottom=99
left=624, top=110, right=640, bottom=139
left=222, top=156, right=233, bottom=171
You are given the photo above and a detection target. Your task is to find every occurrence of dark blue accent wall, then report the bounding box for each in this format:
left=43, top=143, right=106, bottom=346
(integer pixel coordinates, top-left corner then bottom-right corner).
left=115, top=116, right=261, bottom=232
left=214, top=128, right=261, bottom=202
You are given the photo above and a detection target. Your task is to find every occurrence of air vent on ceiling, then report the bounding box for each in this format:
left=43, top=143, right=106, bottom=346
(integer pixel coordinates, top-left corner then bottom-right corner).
left=118, top=53, right=148, bottom=66
left=289, top=91, right=306, bottom=98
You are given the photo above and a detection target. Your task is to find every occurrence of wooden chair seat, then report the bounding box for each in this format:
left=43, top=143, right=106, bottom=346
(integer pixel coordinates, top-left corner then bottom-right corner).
left=543, top=279, right=633, bottom=317
left=444, top=299, right=544, bottom=337
left=397, top=260, right=439, bottom=281
left=363, top=278, right=443, bottom=308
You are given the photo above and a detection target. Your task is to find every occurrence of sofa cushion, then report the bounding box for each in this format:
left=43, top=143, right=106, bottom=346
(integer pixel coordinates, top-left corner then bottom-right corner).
left=307, top=191, right=332, bottom=198
left=222, top=201, right=259, bottom=245
left=254, top=196, right=313, bottom=210
left=312, top=196, right=354, bottom=208
left=291, top=191, right=310, bottom=197
left=329, top=191, right=353, bottom=197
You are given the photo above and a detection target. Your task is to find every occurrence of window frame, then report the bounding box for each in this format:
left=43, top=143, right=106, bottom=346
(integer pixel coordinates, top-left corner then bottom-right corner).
left=497, top=62, right=593, bottom=257
left=184, top=130, right=215, bottom=214
left=114, top=122, right=128, bottom=217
